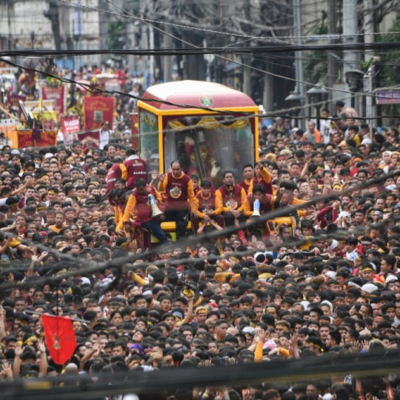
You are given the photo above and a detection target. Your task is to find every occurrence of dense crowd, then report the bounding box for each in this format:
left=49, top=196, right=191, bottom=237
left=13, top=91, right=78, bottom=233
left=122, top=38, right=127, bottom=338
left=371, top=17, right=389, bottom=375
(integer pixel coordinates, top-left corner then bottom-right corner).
left=0, top=98, right=399, bottom=400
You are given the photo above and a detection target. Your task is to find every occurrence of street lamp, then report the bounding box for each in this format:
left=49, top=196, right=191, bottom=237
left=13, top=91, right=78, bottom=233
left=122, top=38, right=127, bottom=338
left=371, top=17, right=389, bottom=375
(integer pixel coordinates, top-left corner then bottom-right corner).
left=285, top=90, right=304, bottom=111
left=285, top=90, right=305, bottom=128
left=306, top=84, right=328, bottom=130
left=345, top=69, right=364, bottom=108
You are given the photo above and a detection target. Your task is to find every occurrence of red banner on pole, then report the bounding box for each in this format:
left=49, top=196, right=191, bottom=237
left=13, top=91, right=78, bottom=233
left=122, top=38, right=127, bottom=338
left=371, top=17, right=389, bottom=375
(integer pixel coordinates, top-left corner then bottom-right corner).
left=16, top=130, right=57, bottom=148
left=84, top=96, right=114, bottom=130
left=61, top=115, right=80, bottom=144
left=41, top=86, right=65, bottom=115
left=42, top=314, right=77, bottom=365
left=7, top=93, right=26, bottom=116
left=61, top=115, right=80, bottom=135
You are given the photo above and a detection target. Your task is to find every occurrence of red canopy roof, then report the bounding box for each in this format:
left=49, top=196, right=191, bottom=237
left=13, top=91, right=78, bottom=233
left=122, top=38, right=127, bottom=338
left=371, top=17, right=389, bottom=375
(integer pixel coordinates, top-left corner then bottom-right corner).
left=141, top=80, right=257, bottom=111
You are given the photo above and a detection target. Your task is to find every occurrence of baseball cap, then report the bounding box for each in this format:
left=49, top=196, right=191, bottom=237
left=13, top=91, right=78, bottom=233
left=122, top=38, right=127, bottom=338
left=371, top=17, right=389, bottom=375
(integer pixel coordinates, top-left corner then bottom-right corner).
left=361, top=138, right=372, bottom=145
left=361, top=283, right=378, bottom=293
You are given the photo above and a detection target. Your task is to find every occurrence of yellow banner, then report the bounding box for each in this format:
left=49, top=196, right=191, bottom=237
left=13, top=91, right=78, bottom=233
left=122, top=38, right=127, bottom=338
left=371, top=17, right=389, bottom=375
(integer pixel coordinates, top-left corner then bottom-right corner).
left=168, top=116, right=248, bottom=131
left=32, top=110, right=57, bottom=131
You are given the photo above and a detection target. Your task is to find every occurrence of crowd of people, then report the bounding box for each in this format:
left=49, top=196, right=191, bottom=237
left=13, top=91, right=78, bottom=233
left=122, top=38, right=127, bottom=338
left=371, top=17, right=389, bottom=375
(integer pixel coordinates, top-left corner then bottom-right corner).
left=0, top=98, right=399, bottom=400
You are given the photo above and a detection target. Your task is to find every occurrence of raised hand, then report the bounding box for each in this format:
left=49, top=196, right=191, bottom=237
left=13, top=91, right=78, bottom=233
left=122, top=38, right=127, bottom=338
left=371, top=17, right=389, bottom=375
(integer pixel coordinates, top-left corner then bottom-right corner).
left=254, top=328, right=267, bottom=344
left=151, top=170, right=159, bottom=181
left=14, top=345, right=23, bottom=357
left=38, top=339, right=46, bottom=354
left=2, top=361, right=12, bottom=379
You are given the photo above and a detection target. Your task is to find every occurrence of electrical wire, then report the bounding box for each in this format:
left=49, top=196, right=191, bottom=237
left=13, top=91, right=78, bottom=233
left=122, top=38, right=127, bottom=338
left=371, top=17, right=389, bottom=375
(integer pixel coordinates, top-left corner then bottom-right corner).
left=1, top=348, right=400, bottom=399
left=0, top=169, right=397, bottom=294
left=88, top=0, right=386, bottom=103
left=0, top=58, right=252, bottom=117
left=56, top=0, right=400, bottom=44
left=3, top=40, right=400, bottom=57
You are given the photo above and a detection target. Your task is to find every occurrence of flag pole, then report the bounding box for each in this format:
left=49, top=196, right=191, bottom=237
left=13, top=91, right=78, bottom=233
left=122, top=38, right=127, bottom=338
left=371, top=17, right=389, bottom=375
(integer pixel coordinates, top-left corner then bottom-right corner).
left=25, top=309, right=90, bottom=323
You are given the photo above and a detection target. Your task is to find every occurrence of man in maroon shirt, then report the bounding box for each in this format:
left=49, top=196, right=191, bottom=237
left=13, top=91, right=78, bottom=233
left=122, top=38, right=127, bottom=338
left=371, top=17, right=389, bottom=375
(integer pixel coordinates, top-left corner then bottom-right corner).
left=122, top=178, right=168, bottom=245
left=159, top=160, right=196, bottom=239
left=105, top=157, right=127, bottom=200
left=191, top=180, right=224, bottom=233
left=238, top=162, right=273, bottom=195
left=124, top=149, right=147, bottom=189
left=216, top=171, right=249, bottom=227
left=238, top=164, right=254, bottom=194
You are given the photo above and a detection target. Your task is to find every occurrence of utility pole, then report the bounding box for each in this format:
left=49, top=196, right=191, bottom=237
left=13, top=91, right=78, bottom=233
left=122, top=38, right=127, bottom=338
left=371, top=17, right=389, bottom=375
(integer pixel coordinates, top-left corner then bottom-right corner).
left=363, top=0, right=375, bottom=127
left=98, top=0, right=109, bottom=64
left=342, top=0, right=359, bottom=109
left=163, top=27, right=173, bottom=83
left=6, top=0, right=13, bottom=51
left=343, top=0, right=358, bottom=75
left=327, top=0, right=338, bottom=115
left=242, top=0, right=252, bottom=96
left=363, top=0, right=374, bottom=62
left=242, top=56, right=252, bottom=96
left=45, top=1, right=62, bottom=51
left=62, top=4, right=73, bottom=51
left=293, top=0, right=305, bottom=129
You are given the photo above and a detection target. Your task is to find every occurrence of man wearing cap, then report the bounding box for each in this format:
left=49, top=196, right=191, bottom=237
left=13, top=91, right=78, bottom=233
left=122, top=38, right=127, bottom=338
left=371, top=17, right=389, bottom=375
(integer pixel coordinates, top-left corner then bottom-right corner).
left=194, top=307, right=208, bottom=326
left=359, top=264, right=377, bottom=282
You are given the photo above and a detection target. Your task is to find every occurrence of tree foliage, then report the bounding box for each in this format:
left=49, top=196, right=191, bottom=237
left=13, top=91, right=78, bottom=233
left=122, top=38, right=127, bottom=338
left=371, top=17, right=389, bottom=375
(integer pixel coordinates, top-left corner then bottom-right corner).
left=108, top=22, right=127, bottom=50
left=380, top=19, right=400, bottom=87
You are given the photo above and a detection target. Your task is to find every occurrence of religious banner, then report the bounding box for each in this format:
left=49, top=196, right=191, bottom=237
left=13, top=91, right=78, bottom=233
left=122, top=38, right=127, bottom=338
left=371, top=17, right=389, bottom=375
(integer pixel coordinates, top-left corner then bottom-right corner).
left=61, top=115, right=80, bottom=144
left=78, top=129, right=100, bottom=148
left=41, top=85, right=65, bottom=116
left=42, top=314, right=77, bottom=365
left=15, top=129, right=57, bottom=148
left=24, top=99, right=55, bottom=112
left=32, top=110, right=57, bottom=131
left=84, top=96, right=114, bottom=130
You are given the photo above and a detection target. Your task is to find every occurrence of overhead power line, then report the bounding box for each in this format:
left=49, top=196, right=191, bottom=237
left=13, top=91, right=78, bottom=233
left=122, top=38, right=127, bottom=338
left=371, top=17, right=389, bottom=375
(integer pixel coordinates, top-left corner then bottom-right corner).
left=56, top=0, right=400, bottom=44
left=0, top=168, right=397, bottom=295
left=3, top=40, right=400, bottom=57
left=1, top=351, right=400, bottom=399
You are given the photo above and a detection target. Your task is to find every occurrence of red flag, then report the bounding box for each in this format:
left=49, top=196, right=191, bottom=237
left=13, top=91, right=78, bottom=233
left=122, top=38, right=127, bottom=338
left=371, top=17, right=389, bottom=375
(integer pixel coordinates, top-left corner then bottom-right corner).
left=42, top=314, right=77, bottom=365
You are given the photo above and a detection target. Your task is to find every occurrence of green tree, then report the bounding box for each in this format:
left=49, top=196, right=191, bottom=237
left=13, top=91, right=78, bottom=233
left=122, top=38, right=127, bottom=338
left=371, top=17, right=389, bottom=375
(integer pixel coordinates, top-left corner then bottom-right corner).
left=380, top=19, right=400, bottom=87
left=108, top=21, right=127, bottom=50
left=303, top=25, right=329, bottom=84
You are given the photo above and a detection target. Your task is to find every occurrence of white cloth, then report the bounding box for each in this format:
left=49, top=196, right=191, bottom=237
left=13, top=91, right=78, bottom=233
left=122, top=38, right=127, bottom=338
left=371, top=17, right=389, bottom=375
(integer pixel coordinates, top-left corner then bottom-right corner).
left=57, top=130, right=64, bottom=143
left=319, top=119, right=331, bottom=144
left=99, top=128, right=110, bottom=150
